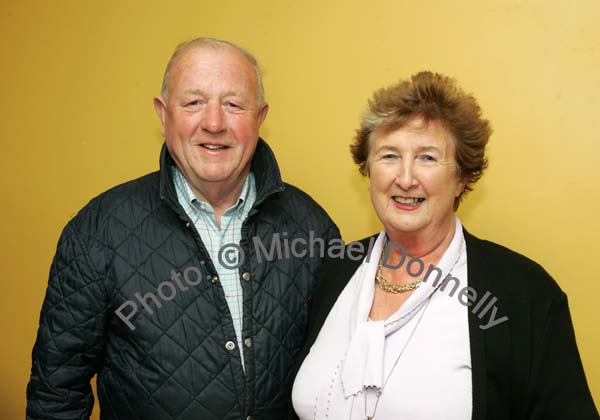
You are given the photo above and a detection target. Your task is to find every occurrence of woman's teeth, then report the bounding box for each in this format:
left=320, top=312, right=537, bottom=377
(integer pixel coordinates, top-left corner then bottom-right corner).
left=393, top=197, right=425, bottom=205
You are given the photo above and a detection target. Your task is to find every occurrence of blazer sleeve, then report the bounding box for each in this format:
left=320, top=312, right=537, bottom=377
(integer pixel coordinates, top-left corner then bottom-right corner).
left=527, top=292, right=598, bottom=419
left=26, top=221, right=108, bottom=419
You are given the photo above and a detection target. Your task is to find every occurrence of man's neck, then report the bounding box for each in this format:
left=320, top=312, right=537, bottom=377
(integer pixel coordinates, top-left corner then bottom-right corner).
left=188, top=171, right=249, bottom=227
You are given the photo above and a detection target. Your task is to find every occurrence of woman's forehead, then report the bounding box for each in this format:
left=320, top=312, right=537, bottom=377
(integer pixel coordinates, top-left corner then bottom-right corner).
left=370, top=120, right=455, bottom=150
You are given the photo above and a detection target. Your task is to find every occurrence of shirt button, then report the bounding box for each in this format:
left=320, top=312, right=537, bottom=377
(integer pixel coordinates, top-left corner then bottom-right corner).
left=211, top=276, right=219, bottom=284
left=247, top=416, right=253, bottom=420
left=225, top=341, right=236, bottom=351
left=244, top=337, right=252, bottom=348
left=185, top=222, right=191, bottom=228
left=242, top=272, right=251, bottom=281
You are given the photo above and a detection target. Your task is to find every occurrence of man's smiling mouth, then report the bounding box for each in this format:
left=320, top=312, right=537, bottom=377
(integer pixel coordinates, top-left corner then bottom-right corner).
left=200, top=143, right=229, bottom=150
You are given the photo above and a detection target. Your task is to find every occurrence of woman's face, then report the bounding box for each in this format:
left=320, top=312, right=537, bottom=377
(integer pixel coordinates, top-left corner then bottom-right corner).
left=368, top=118, right=466, bottom=242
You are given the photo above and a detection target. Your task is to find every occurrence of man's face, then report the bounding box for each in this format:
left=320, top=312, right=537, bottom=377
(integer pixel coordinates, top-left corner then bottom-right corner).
left=154, top=46, right=268, bottom=198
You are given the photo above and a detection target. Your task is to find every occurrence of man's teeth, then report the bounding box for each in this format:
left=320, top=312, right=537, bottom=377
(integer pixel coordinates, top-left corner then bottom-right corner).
left=202, top=144, right=227, bottom=150
left=393, top=197, right=425, bottom=205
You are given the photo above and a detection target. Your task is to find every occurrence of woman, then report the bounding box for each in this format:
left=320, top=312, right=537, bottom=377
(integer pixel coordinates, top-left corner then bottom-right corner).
left=291, top=72, right=598, bottom=419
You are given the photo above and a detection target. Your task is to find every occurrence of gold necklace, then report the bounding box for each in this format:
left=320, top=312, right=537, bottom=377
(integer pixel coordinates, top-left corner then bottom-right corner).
left=376, top=242, right=423, bottom=293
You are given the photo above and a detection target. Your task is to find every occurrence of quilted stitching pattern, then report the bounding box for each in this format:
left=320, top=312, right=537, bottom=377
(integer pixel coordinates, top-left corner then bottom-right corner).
left=27, top=141, right=340, bottom=420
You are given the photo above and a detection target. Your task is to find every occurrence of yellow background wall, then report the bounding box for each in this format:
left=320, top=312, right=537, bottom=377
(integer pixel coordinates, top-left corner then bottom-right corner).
left=1, top=0, right=598, bottom=417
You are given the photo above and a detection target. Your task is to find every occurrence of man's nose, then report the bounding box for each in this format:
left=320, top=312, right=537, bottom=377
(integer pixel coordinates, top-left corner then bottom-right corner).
left=201, top=103, right=226, bottom=133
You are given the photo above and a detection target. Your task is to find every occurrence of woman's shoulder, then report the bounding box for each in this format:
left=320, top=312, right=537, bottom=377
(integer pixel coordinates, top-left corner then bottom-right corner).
left=463, top=228, right=564, bottom=300
left=315, top=234, right=379, bottom=295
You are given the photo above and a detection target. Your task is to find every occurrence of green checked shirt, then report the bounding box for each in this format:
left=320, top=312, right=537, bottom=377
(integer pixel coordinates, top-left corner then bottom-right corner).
left=172, top=166, right=256, bottom=369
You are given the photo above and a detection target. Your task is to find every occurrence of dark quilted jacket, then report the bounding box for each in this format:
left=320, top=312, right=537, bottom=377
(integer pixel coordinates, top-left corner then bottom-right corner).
left=27, top=139, right=340, bottom=420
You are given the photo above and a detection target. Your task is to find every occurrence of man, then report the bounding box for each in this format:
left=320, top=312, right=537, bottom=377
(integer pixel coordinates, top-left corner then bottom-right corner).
left=27, top=37, right=339, bottom=419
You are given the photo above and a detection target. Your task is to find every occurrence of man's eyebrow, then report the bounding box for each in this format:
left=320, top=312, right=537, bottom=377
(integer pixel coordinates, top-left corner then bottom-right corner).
left=182, top=89, right=205, bottom=96
left=183, top=88, right=240, bottom=96
left=181, top=89, right=244, bottom=99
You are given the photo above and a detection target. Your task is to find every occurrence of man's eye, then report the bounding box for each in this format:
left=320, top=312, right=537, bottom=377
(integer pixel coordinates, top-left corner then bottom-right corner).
left=186, top=100, right=200, bottom=107
left=226, top=102, right=241, bottom=109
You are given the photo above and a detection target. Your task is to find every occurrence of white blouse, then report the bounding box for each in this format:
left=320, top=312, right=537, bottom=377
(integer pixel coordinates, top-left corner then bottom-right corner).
left=292, top=218, right=472, bottom=420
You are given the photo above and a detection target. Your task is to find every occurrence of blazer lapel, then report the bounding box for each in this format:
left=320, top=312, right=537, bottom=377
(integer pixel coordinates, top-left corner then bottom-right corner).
left=464, top=229, right=488, bottom=420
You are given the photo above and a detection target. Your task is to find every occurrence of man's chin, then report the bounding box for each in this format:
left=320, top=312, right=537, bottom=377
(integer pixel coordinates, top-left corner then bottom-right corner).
left=192, top=168, right=249, bottom=185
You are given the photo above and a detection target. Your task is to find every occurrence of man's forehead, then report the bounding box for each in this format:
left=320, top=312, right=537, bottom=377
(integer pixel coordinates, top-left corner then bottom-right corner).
left=169, top=47, right=256, bottom=91
left=173, top=46, right=253, bottom=77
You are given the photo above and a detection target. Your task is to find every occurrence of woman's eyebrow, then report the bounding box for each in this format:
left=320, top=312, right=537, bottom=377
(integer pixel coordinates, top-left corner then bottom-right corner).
left=374, top=144, right=399, bottom=153
left=414, top=144, right=441, bottom=152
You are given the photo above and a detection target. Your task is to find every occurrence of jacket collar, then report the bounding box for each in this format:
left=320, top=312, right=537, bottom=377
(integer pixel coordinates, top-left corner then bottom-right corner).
left=159, top=137, right=285, bottom=214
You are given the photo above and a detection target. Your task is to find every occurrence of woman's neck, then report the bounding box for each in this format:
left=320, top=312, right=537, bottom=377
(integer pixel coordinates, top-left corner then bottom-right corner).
left=386, top=217, right=457, bottom=267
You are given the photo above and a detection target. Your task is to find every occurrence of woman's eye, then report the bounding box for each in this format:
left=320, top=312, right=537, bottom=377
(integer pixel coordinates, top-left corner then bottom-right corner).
left=419, top=154, right=437, bottom=162
left=381, top=154, right=398, bottom=160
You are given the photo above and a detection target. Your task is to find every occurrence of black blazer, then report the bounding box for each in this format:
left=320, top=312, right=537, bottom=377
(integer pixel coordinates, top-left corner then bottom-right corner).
left=290, top=229, right=598, bottom=420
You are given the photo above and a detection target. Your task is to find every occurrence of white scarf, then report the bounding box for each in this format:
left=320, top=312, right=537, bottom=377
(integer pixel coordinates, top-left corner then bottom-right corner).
left=309, top=222, right=465, bottom=419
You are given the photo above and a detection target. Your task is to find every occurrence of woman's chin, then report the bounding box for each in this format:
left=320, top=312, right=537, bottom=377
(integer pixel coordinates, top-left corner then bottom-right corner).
left=384, top=216, right=456, bottom=243
left=384, top=222, right=426, bottom=240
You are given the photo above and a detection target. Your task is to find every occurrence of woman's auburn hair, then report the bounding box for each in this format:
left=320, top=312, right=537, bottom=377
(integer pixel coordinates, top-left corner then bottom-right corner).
left=350, top=71, right=492, bottom=209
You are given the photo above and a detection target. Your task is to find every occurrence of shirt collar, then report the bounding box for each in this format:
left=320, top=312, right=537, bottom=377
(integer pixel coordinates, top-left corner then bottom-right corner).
left=172, top=166, right=254, bottom=219
left=235, top=172, right=254, bottom=216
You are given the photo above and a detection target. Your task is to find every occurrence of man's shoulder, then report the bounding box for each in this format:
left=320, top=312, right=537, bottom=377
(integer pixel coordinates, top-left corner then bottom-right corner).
left=279, top=182, right=326, bottom=208
left=258, top=181, right=338, bottom=229
left=68, top=171, right=161, bottom=233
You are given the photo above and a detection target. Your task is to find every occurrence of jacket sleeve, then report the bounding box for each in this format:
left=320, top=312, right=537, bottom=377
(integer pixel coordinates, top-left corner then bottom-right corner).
left=527, top=293, right=599, bottom=419
left=27, top=221, right=108, bottom=419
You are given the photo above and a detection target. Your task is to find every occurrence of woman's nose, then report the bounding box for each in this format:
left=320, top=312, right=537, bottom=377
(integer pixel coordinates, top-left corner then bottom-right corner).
left=396, top=161, right=418, bottom=190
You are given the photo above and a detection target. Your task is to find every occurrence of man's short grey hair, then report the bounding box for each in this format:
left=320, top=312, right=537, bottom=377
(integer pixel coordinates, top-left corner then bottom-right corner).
left=160, top=37, right=265, bottom=107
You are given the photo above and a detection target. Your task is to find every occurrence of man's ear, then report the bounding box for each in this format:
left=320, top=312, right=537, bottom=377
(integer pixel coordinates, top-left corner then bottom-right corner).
left=257, top=103, right=269, bottom=126
left=153, top=96, right=167, bottom=137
